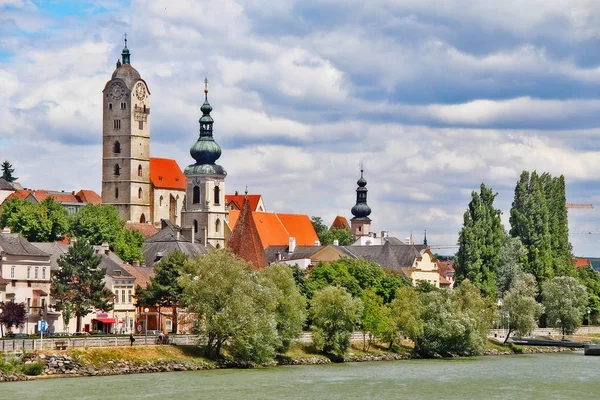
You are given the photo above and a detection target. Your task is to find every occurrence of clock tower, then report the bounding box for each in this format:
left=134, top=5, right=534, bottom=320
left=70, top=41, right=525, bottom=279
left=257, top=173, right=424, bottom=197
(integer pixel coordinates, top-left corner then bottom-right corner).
left=101, top=37, right=151, bottom=223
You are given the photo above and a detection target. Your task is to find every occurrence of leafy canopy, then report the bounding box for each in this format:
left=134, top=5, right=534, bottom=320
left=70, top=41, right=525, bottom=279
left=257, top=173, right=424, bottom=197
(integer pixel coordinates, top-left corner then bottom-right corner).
left=0, top=302, right=27, bottom=329
left=0, top=197, right=68, bottom=242
left=542, top=276, right=588, bottom=337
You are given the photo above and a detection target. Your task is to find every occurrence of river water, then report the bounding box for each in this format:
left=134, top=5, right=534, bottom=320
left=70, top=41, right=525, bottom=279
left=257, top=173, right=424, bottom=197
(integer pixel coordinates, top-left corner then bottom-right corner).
left=2, top=352, right=599, bottom=399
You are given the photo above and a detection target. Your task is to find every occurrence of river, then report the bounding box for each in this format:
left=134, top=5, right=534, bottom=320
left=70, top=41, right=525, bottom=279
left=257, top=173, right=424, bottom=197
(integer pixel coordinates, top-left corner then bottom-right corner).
left=2, top=352, right=599, bottom=399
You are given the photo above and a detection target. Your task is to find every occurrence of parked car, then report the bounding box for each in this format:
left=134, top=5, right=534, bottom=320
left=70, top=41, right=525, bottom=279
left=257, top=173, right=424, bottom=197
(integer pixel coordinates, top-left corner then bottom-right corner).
left=72, top=332, right=89, bottom=336
left=89, top=330, right=106, bottom=335
left=5, top=332, right=29, bottom=339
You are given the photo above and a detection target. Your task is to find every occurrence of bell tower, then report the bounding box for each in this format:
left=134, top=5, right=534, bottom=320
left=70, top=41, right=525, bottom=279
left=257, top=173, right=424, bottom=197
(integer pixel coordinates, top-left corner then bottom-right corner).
left=350, top=168, right=372, bottom=237
left=181, top=79, right=227, bottom=248
left=101, top=36, right=151, bottom=223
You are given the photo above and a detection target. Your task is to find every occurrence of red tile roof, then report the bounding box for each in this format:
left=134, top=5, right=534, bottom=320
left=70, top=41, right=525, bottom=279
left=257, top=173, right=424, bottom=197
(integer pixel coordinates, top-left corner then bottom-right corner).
left=125, top=222, right=159, bottom=238
left=574, top=258, right=591, bottom=268
left=225, top=194, right=262, bottom=211
left=227, top=196, right=268, bottom=270
left=149, top=158, right=186, bottom=190
left=75, top=190, right=102, bottom=205
left=330, top=215, right=350, bottom=230
left=6, top=189, right=101, bottom=205
left=229, top=210, right=319, bottom=249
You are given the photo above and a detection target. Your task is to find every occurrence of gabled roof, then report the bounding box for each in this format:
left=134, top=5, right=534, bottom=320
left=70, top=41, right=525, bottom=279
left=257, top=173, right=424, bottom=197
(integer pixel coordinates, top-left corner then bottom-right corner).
left=31, top=242, right=70, bottom=271
left=229, top=210, right=319, bottom=249
left=125, top=222, right=159, bottom=238
left=225, top=194, right=263, bottom=211
left=0, top=178, right=17, bottom=191
left=143, top=221, right=208, bottom=268
left=121, top=264, right=155, bottom=289
left=227, top=196, right=268, bottom=270
left=75, top=190, right=102, bottom=205
left=6, top=189, right=101, bottom=205
left=574, top=258, right=591, bottom=268
left=266, top=244, right=356, bottom=263
left=0, top=233, right=51, bottom=257
left=92, top=245, right=133, bottom=278
left=149, top=158, right=186, bottom=190
left=330, top=216, right=350, bottom=230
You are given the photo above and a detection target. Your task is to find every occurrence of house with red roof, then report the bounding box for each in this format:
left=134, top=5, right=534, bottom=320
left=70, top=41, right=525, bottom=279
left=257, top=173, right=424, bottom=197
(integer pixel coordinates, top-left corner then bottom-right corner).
left=225, top=192, right=266, bottom=212
left=148, top=157, right=186, bottom=227
left=5, top=188, right=102, bottom=215
left=330, top=215, right=350, bottom=230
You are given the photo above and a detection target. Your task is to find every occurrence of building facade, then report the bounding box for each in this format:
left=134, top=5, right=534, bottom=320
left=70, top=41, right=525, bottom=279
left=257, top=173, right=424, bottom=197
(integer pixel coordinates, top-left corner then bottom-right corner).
left=101, top=38, right=152, bottom=224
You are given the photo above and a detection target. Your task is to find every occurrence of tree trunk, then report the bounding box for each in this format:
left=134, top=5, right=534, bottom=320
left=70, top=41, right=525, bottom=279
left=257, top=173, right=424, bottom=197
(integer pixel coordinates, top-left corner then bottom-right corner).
left=173, top=306, right=178, bottom=334
left=76, top=315, right=82, bottom=333
left=503, top=328, right=513, bottom=344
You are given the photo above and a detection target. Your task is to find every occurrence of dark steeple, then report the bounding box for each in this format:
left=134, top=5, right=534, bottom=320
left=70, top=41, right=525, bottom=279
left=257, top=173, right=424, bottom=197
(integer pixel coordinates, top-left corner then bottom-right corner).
left=121, top=33, right=130, bottom=65
left=424, top=230, right=428, bottom=246
left=184, top=78, right=226, bottom=176
left=351, top=167, right=371, bottom=220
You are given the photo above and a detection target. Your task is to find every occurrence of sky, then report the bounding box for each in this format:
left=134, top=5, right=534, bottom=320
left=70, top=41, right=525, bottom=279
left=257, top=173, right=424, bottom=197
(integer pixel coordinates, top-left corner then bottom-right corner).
left=3, top=0, right=600, bottom=256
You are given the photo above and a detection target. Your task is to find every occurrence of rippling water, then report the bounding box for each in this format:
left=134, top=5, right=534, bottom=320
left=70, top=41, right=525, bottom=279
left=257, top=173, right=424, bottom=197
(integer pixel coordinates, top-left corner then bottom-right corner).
left=3, top=352, right=599, bottom=399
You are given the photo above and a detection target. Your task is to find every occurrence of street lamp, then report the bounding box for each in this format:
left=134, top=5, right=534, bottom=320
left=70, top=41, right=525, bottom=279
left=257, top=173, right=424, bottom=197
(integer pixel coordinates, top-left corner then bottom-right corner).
left=0, top=307, right=3, bottom=338
left=144, top=307, right=149, bottom=344
left=588, top=309, right=591, bottom=334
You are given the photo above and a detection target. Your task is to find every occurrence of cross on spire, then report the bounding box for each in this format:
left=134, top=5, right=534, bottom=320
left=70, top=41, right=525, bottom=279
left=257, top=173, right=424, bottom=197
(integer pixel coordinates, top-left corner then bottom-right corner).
left=204, top=77, right=209, bottom=93
left=124, top=33, right=128, bottom=48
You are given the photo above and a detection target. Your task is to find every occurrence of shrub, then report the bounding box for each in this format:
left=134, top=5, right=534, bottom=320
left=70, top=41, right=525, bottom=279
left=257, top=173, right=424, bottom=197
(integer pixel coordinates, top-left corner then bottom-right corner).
left=20, top=361, right=45, bottom=376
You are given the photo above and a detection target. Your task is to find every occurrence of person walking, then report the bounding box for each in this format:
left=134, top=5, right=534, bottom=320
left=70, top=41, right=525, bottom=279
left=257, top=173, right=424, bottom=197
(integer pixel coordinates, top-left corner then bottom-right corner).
left=129, top=333, right=135, bottom=347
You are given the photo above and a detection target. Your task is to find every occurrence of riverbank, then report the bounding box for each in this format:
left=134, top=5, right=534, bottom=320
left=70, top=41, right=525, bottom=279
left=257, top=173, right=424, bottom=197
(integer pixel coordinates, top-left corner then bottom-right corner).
left=0, top=340, right=576, bottom=382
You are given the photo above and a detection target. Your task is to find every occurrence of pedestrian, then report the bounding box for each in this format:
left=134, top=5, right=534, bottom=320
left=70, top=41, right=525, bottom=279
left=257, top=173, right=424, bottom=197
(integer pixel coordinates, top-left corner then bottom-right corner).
left=158, top=331, right=165, bottom=345
left=129, top=333, right=135, bottom=346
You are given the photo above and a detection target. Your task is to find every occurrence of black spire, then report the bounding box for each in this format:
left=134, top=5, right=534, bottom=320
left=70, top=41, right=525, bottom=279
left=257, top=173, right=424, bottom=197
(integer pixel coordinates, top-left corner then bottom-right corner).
left=424, top=230, right=428, bottom=246
left=351, top=168, right=371, bottom=220
left=121, top=33, right=130, bottom=65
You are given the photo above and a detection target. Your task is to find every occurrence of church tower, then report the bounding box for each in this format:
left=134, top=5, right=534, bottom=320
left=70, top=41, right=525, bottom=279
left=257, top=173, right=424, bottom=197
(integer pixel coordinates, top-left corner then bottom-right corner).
left=101, top=37, right=151, bottom=223
left=181, top=79, right=227, bottom=248
left=350, top=168, right=372, bottom=237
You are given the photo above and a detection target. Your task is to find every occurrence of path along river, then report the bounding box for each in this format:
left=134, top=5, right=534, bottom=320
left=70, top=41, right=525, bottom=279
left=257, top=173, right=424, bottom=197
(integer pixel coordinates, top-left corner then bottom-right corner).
left=2, top=352, right=599, bottom=400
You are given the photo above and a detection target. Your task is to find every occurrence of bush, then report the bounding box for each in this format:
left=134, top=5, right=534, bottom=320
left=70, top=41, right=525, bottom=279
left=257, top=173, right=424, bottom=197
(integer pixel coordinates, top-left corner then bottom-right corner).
left=20, top=362, right=44, bottom=376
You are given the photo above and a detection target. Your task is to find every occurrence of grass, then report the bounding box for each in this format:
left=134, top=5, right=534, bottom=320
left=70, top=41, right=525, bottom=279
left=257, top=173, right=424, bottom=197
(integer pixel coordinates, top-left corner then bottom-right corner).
left=62, top=346, right=212, bottom=368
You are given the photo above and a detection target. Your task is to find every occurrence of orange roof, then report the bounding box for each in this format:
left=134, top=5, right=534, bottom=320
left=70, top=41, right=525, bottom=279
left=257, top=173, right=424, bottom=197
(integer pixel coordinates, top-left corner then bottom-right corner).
left=149, top=158, right=186, bottom=190
left=225, top=194, right=262, bottom=211
left=574, top=258, right=591, bottom=268
left=125, top=222, right=159, bottom=238
left=76, top=190, right=102, bottom=205
left=6, top=189, right=101, bottom=205
left=227, top=196, right=268, bottom=270
left=229, top=210, right=319, bottom=249
left=330, top=215, right=350, bottom=230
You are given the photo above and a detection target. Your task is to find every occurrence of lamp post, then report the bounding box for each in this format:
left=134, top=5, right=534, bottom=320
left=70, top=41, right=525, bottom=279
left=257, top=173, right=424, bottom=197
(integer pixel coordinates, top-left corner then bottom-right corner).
left=144, top=307, right=149, bottom=344
left=588, top=309, right=591, bottom=334
left=0, top=307, right=3, bottom=338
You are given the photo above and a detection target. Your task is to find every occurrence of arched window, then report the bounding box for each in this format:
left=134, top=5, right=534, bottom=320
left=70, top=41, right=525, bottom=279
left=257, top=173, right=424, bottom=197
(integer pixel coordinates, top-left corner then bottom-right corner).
left=138, top=188, right=142, bottom=198
left=109, top=103, right=113, bottom=110
left=215, top=243, right=220, bottom=249
left=115, top=187, right=119, bottom=199
left=193, top=220, right=198, bottom=234
left=159, top=195, right=163, bottom=206
left=214, top=186, right=220, bottom=204
left=113, top=141, right=121, bottom=154
left=215, top=219, right=220, bottom=233
left=138, top=164, right=142, bottom=177
left=140, top=214, right=146, bottom=224
left=193, top=186, right=200, bottom=204
left=114, top=164, right=120, bottom=176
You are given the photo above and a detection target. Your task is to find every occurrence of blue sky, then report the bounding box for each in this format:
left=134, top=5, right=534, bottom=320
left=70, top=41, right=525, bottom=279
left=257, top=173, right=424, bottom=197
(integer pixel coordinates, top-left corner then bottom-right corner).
left=3, top=0, right=600, bottom=256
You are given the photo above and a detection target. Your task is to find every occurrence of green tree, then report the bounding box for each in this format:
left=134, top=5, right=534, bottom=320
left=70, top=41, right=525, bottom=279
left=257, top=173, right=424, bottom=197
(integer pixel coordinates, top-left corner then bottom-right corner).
left=503, top=274, right=544, bottom=343
left=495, top=237, right=526, bottom=298
left=382, top=286, right=423, bottom=349
left=575, top=265, right=600, bottom=324
left=113, top=228, right=145, bottom=263
left=51, top=240, right=113, bottom=332
left=542, top=276, right=588, bottom=338
left=136, top=250, right=188, bottom=334
left=0, top=197, right=68, bottom=242
left=179, top=249, right=279, bottom=362
left=261, top=264, right=307, bottom=351
left=540, top=173, right=572, bottom=276
left=1, top=160, right=17, bottom=182
left=329, top=228, right=355, bottom=246
left=360, top=289, right=390, bottom=351
left=0, top=302, right=27, bottom=329
left=455, top=184, right=505, bottom=298
left=311, top=216, right=330, bottom=245
left=310, top=286, right=363, bottom=356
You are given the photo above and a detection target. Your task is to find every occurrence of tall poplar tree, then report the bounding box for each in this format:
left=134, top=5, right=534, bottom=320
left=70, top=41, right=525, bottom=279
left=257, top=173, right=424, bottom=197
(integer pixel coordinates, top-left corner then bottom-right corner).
left=455, top=184, right=505, bottom=297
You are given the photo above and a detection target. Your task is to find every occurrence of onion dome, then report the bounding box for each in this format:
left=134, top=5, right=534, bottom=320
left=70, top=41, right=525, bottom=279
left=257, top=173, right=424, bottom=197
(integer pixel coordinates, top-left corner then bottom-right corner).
left=184, top=79, right=227, bottom=176
left=351, top=168, right=371, bottom=220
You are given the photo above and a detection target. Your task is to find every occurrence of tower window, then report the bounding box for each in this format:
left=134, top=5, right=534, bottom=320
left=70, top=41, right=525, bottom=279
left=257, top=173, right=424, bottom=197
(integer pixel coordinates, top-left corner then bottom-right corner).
left=109, top=103, right=113, bottom=110
left=193, top=186, right=200, bottom=204
left=139, top=121, right=144, bottom=130
left=114, top=141, right=121, bottom=154
left=193, top=220, right=198, bottom=234
left=159, top=195, right=163, bottom=206
left=138, top=188, right=142, bottom=199
left=214, top=186, right=220, bottom=205
left=114, top=164, right=120, bottom=176
left=114, top=119, right=121, bottom=130
left=138, top=164, right=142, bottom=177
left=115, top=187, right=119, bottom=199
left=121, top=102, right=126, bottom=110
left=215, top=218, right=220, bottom=233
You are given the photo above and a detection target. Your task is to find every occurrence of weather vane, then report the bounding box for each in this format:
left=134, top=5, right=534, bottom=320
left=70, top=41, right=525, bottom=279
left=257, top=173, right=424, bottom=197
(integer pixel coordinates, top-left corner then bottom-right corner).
left=204, top=77, right=209, bottom=92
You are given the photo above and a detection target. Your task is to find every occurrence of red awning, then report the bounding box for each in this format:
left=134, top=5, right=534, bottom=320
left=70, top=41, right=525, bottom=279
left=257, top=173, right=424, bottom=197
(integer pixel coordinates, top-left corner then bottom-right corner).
left=93, top=318, right=116, bottom=324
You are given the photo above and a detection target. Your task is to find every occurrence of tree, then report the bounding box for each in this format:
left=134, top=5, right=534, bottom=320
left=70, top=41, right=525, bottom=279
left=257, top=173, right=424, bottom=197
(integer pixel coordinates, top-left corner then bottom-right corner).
left=112, top=228, right=145, bottom=263
left=502, top=274, right=544, bottom=343
left=455, top=184, right=505, bottom=298
left=136, top=250, right=188, bottom=334
left=311, top=216, right=330, bottom=245
left=261, top=264, right=307, bottom=351
left=329, top=228, right=355, bottom=246
left=542, top=276, right=588, bottom=338
left=382, top=286, right=423, bottom=349
left=0, top=302, right=27, bottom=329
left=575, top=265, right=600, bottom=324
left=1, top=160, right=17, bottom=182
left=495, top=237, right=526, bottom=298
left=51, top=240, right=113, bottom=332
left=361, top=289, right=390, bottom=351
left=310, top=286, right=363, bottom=356
left=0, top=197, right=68, bottom=242
left=179, top=249, right=280, bottom=363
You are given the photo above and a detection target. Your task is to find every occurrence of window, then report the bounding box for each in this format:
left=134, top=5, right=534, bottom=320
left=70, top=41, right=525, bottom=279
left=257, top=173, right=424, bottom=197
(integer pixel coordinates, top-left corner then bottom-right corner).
left=128, top=289, right=132, bottom=303
left=35, top=267, right=39, bottom=279
left=138, top=188, right=142, bottom=198
left=213, top=186, right=220, bottom=204
left=216, top=243, right=220, bottom=249
left=10, top=266, right=15, bottom=279
left=193, top=220, right=198, bottom=234
left=115, top=187, right=119, bottom=199
left=42, top=267, right=46, bottom=280
left=159, top=195, right=163, bottom=207
left=121, top=290, right=126, bottom=303
left=140, top=214, right=146, bottom=223
left=109, top=103, right=113, bottom=110
left=27, top=266, right=31, bottom=279
left=114, top=119, right=121, bottom=130
left=121, top=102, right=126, bottom=110
left=193, top=186, right=200, bottom=204
left=114, top=164, right=120, bottom=176
left=114, top=291, right=119, bottom=304
left=114, top=141, right=121, bottom=154
left=139, top=121, right=143, bottom=130
left=138, top=164, right=142, bottom=177
left=215, top=219, right=220, bottom=233
left=166, top=319, right=172, bottom=331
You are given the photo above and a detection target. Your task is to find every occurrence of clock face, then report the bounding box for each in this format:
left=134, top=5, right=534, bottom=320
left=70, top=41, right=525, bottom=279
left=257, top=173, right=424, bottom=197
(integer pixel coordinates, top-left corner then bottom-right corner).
left=135, top=82, right=147, bottom=101
left=109, top=82, right=126, bottom=100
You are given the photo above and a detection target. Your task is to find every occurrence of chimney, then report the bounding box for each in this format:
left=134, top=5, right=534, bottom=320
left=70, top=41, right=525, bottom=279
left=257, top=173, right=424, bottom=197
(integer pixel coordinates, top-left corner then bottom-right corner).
left=101, top=241, right=110, bottom=255
left=333, top=239, right=339, bottom=246
left=191, top=227, right=195, bottom=243
left=405, top=237, right=411, bottom=244
left=277, top=252, right=282, bottom=261
left=382, top=231, right=388, bottom=238
left=235, top=190, right=238, bottom=195
left=314, top=240, right=321, bottom=246
left=289, top=237, right=296, bottom=253
left=176, top=230, right=180, bottom=240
